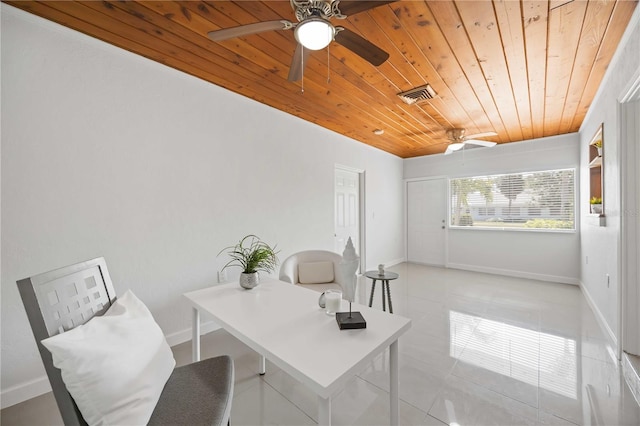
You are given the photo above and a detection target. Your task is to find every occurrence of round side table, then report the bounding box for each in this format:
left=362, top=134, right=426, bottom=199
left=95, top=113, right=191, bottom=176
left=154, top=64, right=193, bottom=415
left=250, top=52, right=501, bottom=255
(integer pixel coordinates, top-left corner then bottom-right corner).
left=364, top=271, right=399, bottom=314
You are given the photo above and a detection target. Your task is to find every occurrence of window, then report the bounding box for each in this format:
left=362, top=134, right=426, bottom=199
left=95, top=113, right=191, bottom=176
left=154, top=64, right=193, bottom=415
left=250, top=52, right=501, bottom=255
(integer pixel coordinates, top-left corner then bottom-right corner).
left=528, top=207, right=541, bottom=216
left=450, top=169, right=575, bottom=230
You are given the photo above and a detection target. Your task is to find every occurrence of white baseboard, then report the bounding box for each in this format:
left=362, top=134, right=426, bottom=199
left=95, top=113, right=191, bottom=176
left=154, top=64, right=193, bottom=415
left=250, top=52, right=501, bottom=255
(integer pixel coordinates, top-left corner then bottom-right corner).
left=1, top=376, right=52, bottom=410
left=579, top=280, right=619, bottom=353
left=165, top=320, right=221, bottom=347
left=446, top=263, right=580, bottom=285
left=409, top=260, right=447, bottom=268
left=1, top=322, right=222, bottom=409
left=385, top=258, right=405, bottom=268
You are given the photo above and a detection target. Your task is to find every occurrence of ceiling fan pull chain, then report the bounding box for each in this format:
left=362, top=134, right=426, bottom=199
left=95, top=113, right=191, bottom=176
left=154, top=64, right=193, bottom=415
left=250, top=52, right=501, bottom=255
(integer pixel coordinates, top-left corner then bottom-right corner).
left=301, top=45, right=305, bottom=94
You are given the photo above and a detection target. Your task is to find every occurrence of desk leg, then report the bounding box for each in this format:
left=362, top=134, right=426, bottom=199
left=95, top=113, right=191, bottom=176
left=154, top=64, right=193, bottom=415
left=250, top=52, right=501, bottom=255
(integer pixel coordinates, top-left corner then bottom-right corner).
left=259, top=355, right=266, bottom=375
left=390, top=340, right=399, bottom=426
left=192, top=308, right=201, bottom=363
left=318, top=395, right=331, bottom=426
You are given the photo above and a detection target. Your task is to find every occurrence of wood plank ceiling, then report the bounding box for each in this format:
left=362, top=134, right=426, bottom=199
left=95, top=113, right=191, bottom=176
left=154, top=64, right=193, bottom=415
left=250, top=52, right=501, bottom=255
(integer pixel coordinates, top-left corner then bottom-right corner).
left=6, top=0, right=637, bottom=158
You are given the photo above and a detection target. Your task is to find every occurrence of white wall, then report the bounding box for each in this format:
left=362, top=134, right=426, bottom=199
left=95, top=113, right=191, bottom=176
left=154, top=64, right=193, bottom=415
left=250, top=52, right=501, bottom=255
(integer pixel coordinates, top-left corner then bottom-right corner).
left=578, top=6, right=640, bottom=349
left=404, top=134, right=580, bottom=284
left=0, top=5, right=404, bottom=407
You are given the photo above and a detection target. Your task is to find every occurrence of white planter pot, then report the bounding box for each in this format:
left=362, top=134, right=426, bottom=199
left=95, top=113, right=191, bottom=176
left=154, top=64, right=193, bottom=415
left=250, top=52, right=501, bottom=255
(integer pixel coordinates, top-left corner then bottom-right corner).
left=239, top=272, right=259, bottom=289
left=591, top=204, right=603, bottom=214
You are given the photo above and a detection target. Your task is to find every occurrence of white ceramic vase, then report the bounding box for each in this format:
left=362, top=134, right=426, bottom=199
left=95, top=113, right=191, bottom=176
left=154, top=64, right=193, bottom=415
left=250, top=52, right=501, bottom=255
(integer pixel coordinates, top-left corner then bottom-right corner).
left=239, top=272, right=259, bottom=289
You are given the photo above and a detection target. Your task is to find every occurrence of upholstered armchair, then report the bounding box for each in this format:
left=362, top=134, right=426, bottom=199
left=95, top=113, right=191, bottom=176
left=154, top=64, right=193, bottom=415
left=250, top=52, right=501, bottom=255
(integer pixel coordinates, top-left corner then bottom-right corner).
left=279, top=250, right=347, bottom=293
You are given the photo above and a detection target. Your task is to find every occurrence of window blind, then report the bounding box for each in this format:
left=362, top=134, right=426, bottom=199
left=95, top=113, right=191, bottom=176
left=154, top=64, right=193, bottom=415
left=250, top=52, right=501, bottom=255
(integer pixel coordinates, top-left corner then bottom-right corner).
left=449, top=169, right=575, bottom=230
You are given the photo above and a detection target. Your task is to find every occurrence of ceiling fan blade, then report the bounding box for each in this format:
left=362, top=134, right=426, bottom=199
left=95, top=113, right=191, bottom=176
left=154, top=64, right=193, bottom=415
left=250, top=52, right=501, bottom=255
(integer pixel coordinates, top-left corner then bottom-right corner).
left=288, top=44, right=310, bottom=82
left=465, top=131, right=497, bottom=139
left=207, top=20, right=292, bottom=42
left=444, top=143, right=464, bottom=155
left=334, top=28, right=389, bottom=66
left=337, top=0, right=396, bottom=16
left=464, top=140, right=497, bottom=147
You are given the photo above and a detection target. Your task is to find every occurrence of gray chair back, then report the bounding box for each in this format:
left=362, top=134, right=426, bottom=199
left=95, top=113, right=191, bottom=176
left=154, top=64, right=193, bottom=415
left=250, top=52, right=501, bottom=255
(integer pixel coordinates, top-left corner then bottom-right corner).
left=17, top=257, right=117, bottom=426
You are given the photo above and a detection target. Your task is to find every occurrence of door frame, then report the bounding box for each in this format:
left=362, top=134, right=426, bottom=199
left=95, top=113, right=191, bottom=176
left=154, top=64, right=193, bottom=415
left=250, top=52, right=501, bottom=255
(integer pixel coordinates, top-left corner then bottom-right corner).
left=335, top=164, right=366, bottom=273
left=618, top=68, right=640, bottom=358
left=404, top=176, right=449, bottom=267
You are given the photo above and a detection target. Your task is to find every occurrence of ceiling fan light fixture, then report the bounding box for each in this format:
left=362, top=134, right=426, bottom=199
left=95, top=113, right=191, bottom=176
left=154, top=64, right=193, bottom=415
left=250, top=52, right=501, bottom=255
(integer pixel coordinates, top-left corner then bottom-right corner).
left=446, top=128, right=466, bottom=142
left=295, top=18, right=335, bottom=50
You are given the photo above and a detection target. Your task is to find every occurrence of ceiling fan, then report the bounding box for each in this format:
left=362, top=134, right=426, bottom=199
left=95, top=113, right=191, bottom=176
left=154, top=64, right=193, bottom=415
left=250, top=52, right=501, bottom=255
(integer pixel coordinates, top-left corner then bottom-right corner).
left=444, top=128, right=498, bottom=155
left=206, top=0, right=394, bottom=82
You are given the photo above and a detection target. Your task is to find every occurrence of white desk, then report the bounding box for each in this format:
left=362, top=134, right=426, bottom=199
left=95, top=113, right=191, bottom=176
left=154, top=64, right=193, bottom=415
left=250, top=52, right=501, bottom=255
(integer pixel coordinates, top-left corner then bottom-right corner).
left=184, top=279, right=411, bottom=425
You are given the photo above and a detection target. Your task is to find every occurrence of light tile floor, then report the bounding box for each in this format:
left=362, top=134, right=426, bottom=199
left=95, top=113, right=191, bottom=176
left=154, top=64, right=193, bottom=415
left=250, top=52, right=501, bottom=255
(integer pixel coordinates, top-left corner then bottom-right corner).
left=2, top=263, right=639, bottom=425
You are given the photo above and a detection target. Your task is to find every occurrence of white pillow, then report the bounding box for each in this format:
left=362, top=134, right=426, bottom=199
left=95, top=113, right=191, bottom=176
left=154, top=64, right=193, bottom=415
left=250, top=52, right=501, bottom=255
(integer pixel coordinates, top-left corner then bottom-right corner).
left=41, top=290, right=175, bottom=426
left=298, top=261, right=334, bottom=284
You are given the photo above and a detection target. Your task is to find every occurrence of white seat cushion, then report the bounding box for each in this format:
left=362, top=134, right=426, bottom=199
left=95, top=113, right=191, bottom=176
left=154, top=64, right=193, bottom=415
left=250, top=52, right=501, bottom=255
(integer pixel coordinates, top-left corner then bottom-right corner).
left=41, top=290, right=175, bottom=426
left=298, top=261, right=334, bottom=284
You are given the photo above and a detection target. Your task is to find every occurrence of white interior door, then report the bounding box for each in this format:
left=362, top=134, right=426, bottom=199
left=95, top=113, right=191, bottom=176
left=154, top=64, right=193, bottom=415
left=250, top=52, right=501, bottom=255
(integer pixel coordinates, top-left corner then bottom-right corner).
left=335, top=168, right=360, bottom=255
left=407, top=179, right=447, bottom=266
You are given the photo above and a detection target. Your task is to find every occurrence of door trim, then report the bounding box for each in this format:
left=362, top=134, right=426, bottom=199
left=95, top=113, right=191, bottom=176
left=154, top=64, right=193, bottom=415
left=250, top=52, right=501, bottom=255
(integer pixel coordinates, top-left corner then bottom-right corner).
left=618, top=68, right=640, bottom=358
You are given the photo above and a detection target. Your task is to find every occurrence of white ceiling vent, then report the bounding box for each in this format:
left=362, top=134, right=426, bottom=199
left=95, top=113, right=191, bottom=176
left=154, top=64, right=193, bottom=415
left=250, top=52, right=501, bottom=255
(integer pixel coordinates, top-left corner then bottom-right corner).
left=397, top=84, right=437, bottom=105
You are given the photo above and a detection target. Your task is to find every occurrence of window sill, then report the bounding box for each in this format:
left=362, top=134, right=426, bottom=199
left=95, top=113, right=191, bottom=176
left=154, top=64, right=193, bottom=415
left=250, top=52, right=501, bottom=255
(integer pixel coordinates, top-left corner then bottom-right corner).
left=449, top=226, right=576, bottom=234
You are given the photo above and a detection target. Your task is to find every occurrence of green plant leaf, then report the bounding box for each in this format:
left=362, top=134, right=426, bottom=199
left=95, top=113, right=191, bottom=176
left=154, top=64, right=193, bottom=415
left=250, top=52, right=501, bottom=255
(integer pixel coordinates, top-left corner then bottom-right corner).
left=218, top=234, right=279, bottom=274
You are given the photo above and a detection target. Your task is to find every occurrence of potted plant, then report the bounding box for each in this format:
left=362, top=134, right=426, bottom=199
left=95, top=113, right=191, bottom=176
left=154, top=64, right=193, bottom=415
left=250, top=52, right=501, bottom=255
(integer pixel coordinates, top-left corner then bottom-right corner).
left=218, top=235, right=279, bottom=289
left=594, top=139, right=603, bottom=156
left=590, top=196, right=603, bottom=214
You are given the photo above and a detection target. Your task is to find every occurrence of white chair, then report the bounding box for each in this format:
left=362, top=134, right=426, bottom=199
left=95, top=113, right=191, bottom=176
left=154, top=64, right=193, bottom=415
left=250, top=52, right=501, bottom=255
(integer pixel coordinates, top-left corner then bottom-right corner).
left=279, top=250, right=347, bottom=293
left=17, top=257, right=234, bottom=426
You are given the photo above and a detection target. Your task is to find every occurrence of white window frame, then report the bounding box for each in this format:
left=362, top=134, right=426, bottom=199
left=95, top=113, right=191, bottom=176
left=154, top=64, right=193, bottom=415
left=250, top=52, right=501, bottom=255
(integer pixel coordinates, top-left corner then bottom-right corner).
left=448, top=168, right=576, bottom=233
